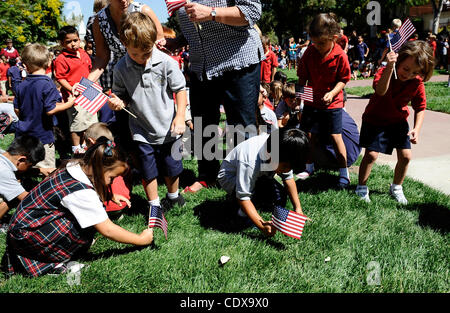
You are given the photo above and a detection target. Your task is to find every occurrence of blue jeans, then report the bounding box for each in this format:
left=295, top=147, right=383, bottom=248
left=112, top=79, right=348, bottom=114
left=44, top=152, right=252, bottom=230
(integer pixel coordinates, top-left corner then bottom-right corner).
left=190, top=63, right=261, bottom=183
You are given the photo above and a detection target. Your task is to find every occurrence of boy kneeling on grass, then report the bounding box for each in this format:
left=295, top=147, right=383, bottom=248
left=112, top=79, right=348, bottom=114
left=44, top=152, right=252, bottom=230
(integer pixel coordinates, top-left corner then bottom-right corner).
left=217, top=128, right=310, bottom=237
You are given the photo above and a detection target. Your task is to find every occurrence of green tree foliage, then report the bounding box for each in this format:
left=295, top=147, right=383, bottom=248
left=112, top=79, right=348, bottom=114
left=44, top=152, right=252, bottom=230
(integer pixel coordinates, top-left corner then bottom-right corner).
left=0, top=0, right=64, bottom=49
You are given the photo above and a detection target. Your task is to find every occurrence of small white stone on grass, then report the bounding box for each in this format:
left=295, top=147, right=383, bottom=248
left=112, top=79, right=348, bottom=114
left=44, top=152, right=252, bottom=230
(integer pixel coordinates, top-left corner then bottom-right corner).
left=219, top=255, right=230, bottom=265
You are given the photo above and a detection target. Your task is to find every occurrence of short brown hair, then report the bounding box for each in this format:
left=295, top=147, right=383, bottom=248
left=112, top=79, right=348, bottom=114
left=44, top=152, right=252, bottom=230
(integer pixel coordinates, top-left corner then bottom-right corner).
left=93, top=0, right=108, bottom=13
left=309, top=13, right=341, bottom=39
left=84, top=122, right=113, bottom=143
left=282, top=83, right=296, bottom=99
left=120, top=11, right=157, bottom=51
left=21, top=43, right=50, bottom=72
left=261, top=35, right=271, bottom=47
left=397, top=40, right=435, bottom=82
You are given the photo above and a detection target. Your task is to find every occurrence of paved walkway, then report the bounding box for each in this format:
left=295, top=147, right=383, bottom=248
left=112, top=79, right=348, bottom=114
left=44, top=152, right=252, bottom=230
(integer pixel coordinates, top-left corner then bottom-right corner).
left=345, top=74, right=450, bottom=195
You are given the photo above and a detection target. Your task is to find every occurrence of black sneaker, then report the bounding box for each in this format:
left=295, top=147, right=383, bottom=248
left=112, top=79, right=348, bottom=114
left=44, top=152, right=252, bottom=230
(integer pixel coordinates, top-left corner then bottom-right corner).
left=161, top=194, right=186, bottom=212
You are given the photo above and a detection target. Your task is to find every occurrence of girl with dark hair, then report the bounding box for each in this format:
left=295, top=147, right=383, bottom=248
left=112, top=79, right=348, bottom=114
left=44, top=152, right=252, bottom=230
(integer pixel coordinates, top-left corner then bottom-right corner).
left=3, top=137, right=153, bottom=277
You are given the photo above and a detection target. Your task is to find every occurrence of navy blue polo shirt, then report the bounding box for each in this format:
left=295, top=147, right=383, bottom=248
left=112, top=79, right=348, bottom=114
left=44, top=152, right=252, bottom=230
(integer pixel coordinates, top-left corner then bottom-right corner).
left=14, top=75, right=61, bottom=144
left=7, top=66, right=22, bottom=92
left=356, top=42, right=368, bottom=61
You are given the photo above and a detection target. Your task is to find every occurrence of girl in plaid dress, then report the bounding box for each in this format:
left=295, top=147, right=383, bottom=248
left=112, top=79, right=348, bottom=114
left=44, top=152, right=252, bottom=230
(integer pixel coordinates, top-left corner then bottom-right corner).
left=2, top=137, right=153, bottom=277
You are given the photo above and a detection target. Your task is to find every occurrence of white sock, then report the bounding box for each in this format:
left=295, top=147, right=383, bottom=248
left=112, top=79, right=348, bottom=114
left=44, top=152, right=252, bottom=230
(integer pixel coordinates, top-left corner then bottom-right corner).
left=356, top=185, right=368, bottom=192
left=167, top=190, right=179, bottom=200
left=72, top=145, right=81, bottom=153
left=306, top=163, right=314, bottom=173
left=149, top=198, right=160, bottom=207
left=391, top=184, right=402, bottom=190
left=339, top=167, right=349, bottom=179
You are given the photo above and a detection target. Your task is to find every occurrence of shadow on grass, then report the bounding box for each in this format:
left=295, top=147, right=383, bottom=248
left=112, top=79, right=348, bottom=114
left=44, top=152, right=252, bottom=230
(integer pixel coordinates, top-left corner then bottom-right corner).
left=193, top=200, right=287, bottom=250
left=125, top=193, right=150, bottom=217
left=193, top=199, right=248, bottom=234
left=406, top=203, right=450, bottom=235
left=81, top=243, right=157, bottom=262
left=296, top=172, right=348, bottom=194
left=179, top=169, right=198, bottom=189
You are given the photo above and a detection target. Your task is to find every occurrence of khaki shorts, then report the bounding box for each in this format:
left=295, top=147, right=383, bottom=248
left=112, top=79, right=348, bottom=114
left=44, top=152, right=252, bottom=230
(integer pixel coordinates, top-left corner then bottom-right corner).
left=35, top=143, right=56, bottom=169
left=68, top=105, right=98, bottom=132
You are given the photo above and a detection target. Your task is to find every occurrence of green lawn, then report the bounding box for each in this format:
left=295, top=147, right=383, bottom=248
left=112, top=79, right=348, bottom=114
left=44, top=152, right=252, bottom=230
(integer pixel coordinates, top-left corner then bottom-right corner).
left=0, top=133, right=449, bottom=293
left=346, top=82, right=450, bottom=114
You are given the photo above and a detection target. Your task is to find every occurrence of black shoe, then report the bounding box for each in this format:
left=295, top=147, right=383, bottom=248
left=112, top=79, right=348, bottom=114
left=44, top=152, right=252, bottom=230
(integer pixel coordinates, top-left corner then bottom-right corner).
left=161, top=194, right=186, bottom=212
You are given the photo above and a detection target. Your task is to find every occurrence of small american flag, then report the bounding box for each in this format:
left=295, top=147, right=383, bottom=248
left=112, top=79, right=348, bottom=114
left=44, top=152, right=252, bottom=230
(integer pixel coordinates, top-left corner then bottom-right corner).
left=295, top=85, right=314, bottom=102
left=148, top=205, right=168, bottom=239
left=165, top=0, right=187, bottom=16
left=272, top=206, right=307, bottom=240
left=74, top=77, right=108, bottom=115
left=390, top=18, right=416, bottom=52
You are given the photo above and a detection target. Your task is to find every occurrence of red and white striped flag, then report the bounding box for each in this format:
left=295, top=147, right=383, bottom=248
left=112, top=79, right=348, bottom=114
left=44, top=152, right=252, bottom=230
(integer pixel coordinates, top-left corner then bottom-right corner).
left=272, top=206, right=307, bottom=240
left=165, top=0, right=187, bottom=16
left=295, top=85, right=313, bottom=102
left=74, top=77, right=108, bottom=115
left=148, top=205, right=168, bottom=239
left=390, top=18, right=416, bottom=52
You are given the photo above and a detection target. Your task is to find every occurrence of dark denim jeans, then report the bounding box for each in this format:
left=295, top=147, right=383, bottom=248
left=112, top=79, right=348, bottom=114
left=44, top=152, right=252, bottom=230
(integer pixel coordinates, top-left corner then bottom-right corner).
left=190, top=63, right=261, bottom=183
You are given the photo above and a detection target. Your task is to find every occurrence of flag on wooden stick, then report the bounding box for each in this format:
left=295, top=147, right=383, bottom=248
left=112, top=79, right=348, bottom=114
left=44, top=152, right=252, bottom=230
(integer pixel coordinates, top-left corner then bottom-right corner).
left=390, top=18, right=416, bottom=52
left=74, top=77, right=108, bottom=115
left=148, top=205, right=168, bottom=239
left=295, top=85, right=314, bottom=102
left=272, top=206, right=307, bottom=240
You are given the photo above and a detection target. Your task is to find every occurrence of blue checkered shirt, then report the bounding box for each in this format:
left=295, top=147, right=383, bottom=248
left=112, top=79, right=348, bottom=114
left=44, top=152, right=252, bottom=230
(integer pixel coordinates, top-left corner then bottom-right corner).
left=177, top=0, right=265, bottom=80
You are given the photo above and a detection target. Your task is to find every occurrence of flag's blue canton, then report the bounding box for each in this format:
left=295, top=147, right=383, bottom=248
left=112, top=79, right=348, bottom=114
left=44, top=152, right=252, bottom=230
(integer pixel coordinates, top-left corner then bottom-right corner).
left=79, top=77, right=92, bottom=88
left=150, top=206, right=163, bottom=219
left=391, top=33, right=401, bottom=45
left=83, top=86, right=100, bottom=101
left=274, top=206, right=288, bottom=222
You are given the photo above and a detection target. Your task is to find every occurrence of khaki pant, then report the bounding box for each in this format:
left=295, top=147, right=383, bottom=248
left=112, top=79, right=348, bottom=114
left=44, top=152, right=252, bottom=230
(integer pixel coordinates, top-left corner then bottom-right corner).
left=35, top=143, right=56, bottom=169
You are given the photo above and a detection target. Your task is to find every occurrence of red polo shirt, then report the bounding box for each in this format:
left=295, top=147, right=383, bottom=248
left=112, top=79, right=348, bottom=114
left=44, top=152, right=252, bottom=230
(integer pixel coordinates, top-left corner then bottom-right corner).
left=0, top=62, right=9, bottom=81
left=337, top=34, right=348, bottom=51
left=54, top=48, right=92, bottom=99
left=0, top=47, right=19, bottom=60
left=260, top=50, right=279, bottom=83
left=297, top=42, right=350, bottom=109
left=362, top=66, right=426, bottom=126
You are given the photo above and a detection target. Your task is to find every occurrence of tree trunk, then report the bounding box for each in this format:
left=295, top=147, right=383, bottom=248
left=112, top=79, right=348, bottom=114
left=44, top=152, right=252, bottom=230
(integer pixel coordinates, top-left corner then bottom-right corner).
left=431, top=0, right=444, bottom=34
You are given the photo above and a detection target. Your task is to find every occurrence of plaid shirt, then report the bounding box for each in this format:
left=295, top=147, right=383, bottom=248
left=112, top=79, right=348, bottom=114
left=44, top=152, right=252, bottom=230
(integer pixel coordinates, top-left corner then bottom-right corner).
left=5, top=169, right=95, bottom=277
left=96, top=2, right=143, bottom=90
left=178, top=0, right=264, bottom=80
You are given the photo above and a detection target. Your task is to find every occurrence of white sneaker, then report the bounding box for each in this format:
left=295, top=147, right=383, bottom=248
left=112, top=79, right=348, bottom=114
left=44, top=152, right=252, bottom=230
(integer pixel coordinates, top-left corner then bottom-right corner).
left=355, top=185, right=371, bottom=203
left=296, top=170, right=313, bottom=180
left=389, top=184, right=408, bottom=205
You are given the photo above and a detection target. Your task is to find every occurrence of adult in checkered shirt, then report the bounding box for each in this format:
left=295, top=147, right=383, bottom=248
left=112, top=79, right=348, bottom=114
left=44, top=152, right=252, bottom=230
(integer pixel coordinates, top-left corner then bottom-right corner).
left=169, top=0, right=265, bottom=193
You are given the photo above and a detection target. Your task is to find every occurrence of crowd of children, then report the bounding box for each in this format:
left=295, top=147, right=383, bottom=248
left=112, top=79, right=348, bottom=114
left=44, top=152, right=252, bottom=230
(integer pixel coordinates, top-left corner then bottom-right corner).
left=0, top=7, right=437, bottom=277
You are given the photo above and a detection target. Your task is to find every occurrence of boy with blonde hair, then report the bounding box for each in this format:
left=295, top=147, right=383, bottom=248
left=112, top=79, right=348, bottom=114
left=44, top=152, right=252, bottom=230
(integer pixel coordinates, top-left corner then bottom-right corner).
left=108, top=12, right=187, bottom=212
left=14, top=43, right=75, bottom=175
left=275, top=83, right=302, bottom=128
